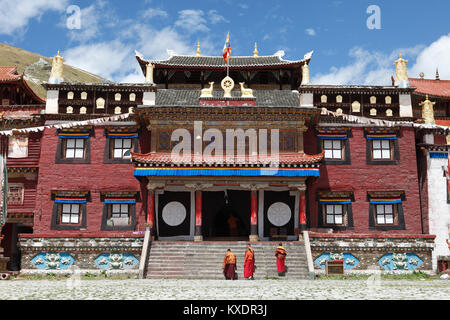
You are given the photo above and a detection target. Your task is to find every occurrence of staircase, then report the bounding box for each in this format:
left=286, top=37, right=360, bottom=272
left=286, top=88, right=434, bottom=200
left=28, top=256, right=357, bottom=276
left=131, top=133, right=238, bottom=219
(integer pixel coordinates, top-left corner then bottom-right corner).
left=144, top=241, right=310, bottom=279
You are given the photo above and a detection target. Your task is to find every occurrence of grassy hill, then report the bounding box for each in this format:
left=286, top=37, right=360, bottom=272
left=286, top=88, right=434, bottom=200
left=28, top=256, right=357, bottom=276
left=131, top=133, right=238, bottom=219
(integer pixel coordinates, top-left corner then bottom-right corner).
left=0, top=43, right=106, bottom=98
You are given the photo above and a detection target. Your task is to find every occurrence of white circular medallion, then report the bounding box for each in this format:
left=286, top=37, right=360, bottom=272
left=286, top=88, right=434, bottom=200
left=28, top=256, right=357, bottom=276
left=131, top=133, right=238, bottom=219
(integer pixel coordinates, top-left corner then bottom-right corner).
left=267, top=202, right=291, bottom=227
left=162, top=201, right=186, bottom=226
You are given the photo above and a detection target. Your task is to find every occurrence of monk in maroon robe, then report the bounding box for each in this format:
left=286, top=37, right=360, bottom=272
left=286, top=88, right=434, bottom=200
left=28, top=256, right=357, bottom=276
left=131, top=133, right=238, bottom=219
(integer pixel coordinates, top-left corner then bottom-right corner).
left=222, top=249, right=237, bottom=280
left=244, top=244, right=255, bottom=280
left=275, top=243, right=287, bottom=276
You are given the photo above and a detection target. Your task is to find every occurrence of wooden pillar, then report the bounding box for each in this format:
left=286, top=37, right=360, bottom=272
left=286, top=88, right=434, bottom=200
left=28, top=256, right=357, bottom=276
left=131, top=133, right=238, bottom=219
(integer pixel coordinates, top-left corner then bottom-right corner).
left=249, top=190, right=258, bottom=242
left=194, top=190, right=203, bottom=241
left=147, top=190, right=155, bottom=239
left=299, top=189, right=307, bottom=231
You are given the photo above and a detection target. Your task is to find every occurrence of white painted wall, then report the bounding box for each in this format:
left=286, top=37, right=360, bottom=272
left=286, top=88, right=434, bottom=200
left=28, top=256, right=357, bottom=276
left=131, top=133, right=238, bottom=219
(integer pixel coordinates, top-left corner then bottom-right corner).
left=427, top=155, right=450, bottom=271
left=45, top=90, right=59, bottom=114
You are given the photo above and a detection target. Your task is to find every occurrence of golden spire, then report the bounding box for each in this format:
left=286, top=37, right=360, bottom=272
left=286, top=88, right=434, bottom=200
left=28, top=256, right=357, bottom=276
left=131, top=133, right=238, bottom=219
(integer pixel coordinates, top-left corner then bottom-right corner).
left=196, top=41, right=201, bottom=57
left=253, top=42, right=259, bottom=57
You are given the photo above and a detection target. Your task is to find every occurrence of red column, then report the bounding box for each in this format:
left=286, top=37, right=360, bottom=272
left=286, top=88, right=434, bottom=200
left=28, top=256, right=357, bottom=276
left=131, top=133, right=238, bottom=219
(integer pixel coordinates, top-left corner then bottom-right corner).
left=195, top=190, right=203, bottom=241
left=250, top=190, right=258, bottom=241
left=147, top=190, right=155, bottom=231
left=299, top=190, right=307, bottom=231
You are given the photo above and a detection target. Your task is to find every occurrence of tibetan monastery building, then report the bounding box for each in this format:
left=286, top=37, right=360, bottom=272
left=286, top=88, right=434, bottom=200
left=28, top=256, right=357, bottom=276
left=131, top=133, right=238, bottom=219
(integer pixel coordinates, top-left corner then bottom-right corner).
left=1, top=45, right=448, bottom=278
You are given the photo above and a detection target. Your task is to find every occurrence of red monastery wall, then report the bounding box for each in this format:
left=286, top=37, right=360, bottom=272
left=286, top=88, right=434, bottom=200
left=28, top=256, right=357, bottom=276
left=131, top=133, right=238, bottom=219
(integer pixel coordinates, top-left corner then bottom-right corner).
left=308, top=126, right=423, bottom=234
left=33, top=127, right=147, bottom=236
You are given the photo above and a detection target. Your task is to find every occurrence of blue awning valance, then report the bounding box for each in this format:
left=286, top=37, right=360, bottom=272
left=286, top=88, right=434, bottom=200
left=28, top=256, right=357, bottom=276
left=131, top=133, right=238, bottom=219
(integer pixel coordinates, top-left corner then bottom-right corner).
left=134, top=167, right=320, bottom=178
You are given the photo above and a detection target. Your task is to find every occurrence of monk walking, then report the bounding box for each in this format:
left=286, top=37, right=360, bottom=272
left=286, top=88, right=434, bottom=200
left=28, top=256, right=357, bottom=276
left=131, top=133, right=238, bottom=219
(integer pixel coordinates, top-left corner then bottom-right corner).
left=275, top=243, right=287, bottom=276
left=243, top=244, right=255, bottom=280
left=222, top=249, right=237, bottom=280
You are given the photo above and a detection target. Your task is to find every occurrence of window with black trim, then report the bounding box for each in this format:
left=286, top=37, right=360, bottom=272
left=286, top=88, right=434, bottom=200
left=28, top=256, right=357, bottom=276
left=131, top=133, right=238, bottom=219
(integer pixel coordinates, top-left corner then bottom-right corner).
left=51, top=193, right=88, bottom=230
left=55, top=132, right=91, bottom=164
left=366, top=133, right=399, bottom=165
left=101, top=193, right=138, bottom=230
left=65, top=138, right=86, bottom=159
left=323, top=140, right=343, bottom=160
left=371, top=139, right=392, bottom=160
left=317, top=132, right=351, bottom=165
left=317, top=192, right=354, bottom=230
left=104, top=132, right=139, bottom=164
left=368, top=192, right=405, bottom=230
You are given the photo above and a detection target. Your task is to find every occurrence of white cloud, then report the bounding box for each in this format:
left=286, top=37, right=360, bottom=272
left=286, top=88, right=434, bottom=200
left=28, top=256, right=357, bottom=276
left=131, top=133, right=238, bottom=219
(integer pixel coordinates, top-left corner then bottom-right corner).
left=310, top=36, right=450, bottom=86
left=409, top=33, right=450, bottom=80
left=305, top=28, right=316, bottom=36
left=141, top=8, right=168, bottom=19
left=64, top=40, right=132, bottom=81
left=208, top=10, right=229, bottom=24
left=0, top=0, right=68, bottom=35
left=175, top=9, right=209, bottom=33
left=66, top=0, right=109, bottom=43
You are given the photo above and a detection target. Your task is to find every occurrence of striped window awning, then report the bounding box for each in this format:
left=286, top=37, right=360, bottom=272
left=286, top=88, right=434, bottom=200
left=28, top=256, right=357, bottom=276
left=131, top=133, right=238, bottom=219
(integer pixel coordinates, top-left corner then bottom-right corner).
left=105, top=198, right=136, bottom=204
left=55, top=197, right=87, bottom=204
left=134, top=167, right=321, bottom=178
left=58, top=132, right=90, bottom=139
left=107, top=132, right=139, bottom=139
left=369, top=198, right=402, bottom=204
left=317, top=134, right=348, bottom=140
left=366, top=134, right=397, bottom=140
left=319, top=198, right=352, bottom=204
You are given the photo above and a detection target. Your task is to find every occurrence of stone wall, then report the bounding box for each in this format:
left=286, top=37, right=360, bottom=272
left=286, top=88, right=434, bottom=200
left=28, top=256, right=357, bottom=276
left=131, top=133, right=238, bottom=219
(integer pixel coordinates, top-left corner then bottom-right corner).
left=310, top=233, right=435, bottom=273
left=19, top=236, right=143, bottom=274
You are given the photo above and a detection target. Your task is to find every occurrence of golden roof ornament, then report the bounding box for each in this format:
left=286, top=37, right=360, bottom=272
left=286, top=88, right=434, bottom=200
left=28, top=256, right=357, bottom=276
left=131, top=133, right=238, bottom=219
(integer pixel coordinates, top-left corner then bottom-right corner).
left=196, top=41, right=201, bottom=57
left=221, top=76, right=234, bottom=98
left=145, top=63, right=155, bottom=84
left=253, top=42, right=259, bottom=57
left=394, top=53, right=410, bottom=88
left=49, top=50, right=65, bottom=84
left=239, top=82, right=254, bottom=98
left=419, top=94, right=436, bottom=124
left=301, top=63, right=310, bottom=85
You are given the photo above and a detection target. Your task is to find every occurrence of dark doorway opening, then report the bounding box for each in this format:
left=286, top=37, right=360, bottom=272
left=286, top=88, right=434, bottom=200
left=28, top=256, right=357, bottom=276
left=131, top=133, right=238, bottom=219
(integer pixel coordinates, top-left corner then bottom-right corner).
left=1, top=223, right=33, bottom=271
left=202, top=190, right=250, bottom=240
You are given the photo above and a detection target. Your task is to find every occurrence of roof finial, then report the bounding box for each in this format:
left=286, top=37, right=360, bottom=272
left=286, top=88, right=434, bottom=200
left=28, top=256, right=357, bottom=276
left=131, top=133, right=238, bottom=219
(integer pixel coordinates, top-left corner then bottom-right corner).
left=196, top=41, right=201, bottom=57
left=436, top=67, right=440, bottom=81
left=253, top=42, right=259, bottom=57
left=49, top=50, right=65, bottom=84
left=394, top=53, right=410, bottom=88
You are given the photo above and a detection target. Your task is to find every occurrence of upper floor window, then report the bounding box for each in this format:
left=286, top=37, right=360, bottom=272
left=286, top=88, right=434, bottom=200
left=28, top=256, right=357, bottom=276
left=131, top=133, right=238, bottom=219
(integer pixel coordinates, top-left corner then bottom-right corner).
left=104, top=132, right=138, bottom=164
left=8, top=136, right=28, bottom=158
left=56, top=132, right=91, bottom=164
left=318, top=132, right=350, bottom=165
left=65, top=138, right=86, bottom=159
left=366, top=133, right=399, bottom=165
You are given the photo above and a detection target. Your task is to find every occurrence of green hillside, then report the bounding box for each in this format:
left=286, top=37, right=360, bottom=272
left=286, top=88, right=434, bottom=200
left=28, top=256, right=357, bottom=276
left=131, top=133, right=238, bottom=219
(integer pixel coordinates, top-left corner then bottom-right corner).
left=0, top=43, right=106, bottom=98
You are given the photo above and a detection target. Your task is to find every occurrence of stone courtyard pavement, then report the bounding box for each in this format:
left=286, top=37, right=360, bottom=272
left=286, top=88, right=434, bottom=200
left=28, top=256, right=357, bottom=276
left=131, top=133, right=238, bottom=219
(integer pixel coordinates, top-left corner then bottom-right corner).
left=0, top=279, right=449, bottom=300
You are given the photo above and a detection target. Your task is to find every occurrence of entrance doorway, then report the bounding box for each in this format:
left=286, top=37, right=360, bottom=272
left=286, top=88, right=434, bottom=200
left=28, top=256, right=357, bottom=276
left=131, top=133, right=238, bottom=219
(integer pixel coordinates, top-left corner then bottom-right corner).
left=202, top=190, right=251, bottom=240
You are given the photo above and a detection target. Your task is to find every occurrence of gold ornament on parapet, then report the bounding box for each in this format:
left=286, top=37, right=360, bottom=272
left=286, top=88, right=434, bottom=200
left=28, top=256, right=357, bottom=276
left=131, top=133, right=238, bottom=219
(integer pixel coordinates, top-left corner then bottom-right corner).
left=221, top=76, right=234, bottom=98
left=419, top=95, right=435, bottom=124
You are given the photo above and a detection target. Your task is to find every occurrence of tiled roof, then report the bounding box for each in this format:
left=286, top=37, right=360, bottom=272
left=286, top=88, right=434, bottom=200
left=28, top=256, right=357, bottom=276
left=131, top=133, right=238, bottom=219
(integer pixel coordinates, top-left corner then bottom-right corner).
left=132, top=152, right=324, bottom=166
left=155, top=89, right=300, bottom=107
left=0, top=66, right=20, bottom=82
left=137, top=51, right=313, bottom=69
left=409, top=78, right=450, bottom=98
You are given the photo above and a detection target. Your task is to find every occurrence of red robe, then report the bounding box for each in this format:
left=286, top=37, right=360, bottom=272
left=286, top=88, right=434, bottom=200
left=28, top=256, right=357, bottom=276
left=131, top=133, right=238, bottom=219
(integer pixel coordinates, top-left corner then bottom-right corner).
left=222, top=251, right=237, bottom=279
left=244, top=248, right=255, bottom=278
left=275, top=246, right=287, bottom=273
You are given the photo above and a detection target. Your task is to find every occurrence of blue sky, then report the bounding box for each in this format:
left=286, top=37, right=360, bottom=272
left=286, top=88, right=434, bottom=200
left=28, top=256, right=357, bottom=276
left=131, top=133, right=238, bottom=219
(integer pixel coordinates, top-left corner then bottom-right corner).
left=0, top=0, right=449, bottom=84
